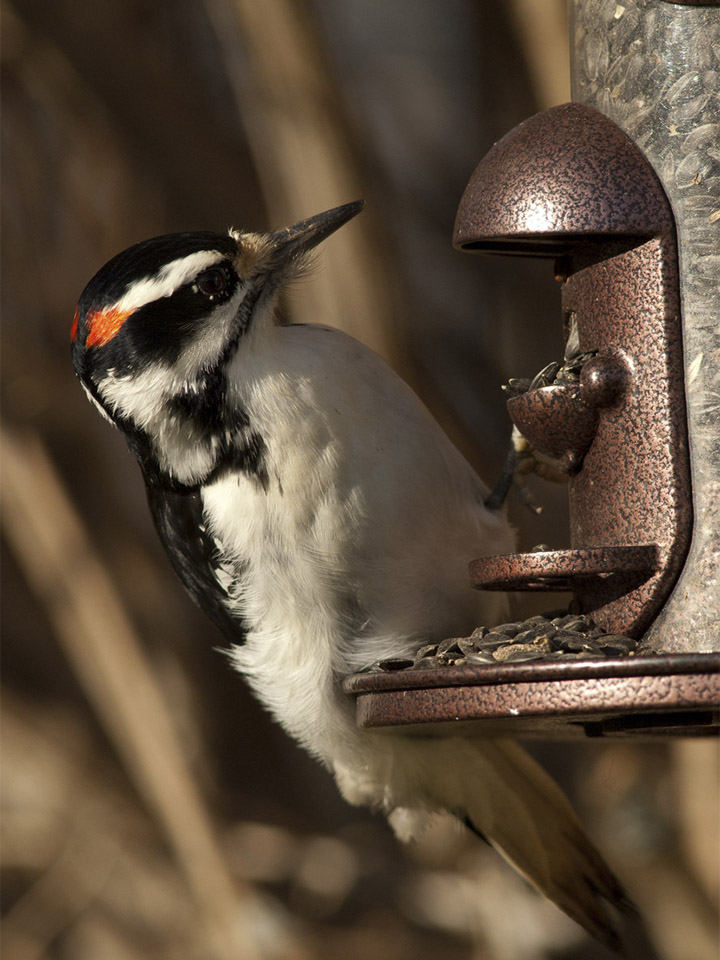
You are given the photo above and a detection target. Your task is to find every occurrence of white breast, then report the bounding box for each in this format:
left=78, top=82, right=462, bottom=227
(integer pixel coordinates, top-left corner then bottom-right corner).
left=200, top=322, right=513, bottom=761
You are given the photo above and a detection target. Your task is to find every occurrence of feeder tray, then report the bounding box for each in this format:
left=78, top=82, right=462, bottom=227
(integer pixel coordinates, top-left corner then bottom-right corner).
left=344, top=653, right=720, bottom=739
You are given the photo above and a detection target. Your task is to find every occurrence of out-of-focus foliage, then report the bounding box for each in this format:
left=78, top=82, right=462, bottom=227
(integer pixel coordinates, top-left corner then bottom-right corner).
left=2, top=2, right=718, bottom=959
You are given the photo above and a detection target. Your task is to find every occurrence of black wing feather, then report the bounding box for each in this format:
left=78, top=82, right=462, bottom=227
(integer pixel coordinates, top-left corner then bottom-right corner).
left=145, top=485, right=246, bottom=645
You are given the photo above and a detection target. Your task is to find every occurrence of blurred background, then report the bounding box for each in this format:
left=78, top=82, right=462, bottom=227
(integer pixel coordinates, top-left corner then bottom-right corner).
left=1, top=1, right=718, bottom=958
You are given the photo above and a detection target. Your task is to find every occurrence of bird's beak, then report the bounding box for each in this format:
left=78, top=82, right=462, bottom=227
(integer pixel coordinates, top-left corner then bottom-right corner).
left=267, top=201, right=365, bottom=265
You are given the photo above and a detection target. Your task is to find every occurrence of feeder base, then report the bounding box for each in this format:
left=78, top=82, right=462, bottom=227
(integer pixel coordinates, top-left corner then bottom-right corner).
left=344, top=653, right=720, bottom=739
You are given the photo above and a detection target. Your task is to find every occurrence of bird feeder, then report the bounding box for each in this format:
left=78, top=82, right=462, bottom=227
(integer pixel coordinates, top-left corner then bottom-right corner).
left=346, top=0, right=719, bottom=738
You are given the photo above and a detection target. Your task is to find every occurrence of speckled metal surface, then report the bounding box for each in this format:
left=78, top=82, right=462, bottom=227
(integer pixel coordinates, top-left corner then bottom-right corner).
left=503, top=356, right=634, bottom=475
left=348, top=653, right=718, bottom=692
left=506, top=385, right=598, bottom=474
left=565, top=234, right=692, bottom=638
left=345, top=653, right=720, bottom=738
left=470, top=546, right=659, bottom=591
left=453, top=102, right=674, bottom=251
left=454, top=102, right=692, bottom=640
left=570, top=0, right=720, bottom=650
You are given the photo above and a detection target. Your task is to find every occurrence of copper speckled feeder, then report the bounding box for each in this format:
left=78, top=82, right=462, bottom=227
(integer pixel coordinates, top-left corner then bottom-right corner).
left=456, top=100, right=691, bottom=642
left=346, top=0, right=720, bottom=739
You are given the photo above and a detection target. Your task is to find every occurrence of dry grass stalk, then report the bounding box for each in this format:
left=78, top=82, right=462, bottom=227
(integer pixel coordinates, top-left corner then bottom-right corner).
left=0, top=425, right=278, bottom=960
left=204, top=0, right=405, bottom=367
left=507, top=0, right=570, bottom=109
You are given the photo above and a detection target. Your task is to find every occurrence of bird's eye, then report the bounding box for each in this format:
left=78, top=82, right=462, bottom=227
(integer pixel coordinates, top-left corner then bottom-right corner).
left=196, top=266, right=230, bottom=298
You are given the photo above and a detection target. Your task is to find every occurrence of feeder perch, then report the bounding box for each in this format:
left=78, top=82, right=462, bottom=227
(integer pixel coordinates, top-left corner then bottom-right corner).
left=345, top=0, right=719, bottom=739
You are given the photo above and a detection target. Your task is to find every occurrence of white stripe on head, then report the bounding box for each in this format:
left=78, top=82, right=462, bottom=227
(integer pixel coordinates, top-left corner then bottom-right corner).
left=114, top=250, right=226, bottom=314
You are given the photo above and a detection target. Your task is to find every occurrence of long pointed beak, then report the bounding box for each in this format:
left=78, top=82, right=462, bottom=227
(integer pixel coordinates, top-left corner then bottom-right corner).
left=268, top=201, right=364, bottom=263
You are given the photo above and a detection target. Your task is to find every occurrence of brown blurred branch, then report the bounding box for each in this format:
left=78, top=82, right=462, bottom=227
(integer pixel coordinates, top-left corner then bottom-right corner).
left=507, top=0, right=570, bottom=109
left=0, top=425, right=294, bottom=960
left=204, top=0, right=406, bottom=367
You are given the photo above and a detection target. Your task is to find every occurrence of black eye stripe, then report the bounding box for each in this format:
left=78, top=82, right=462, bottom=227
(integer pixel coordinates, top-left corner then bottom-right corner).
left=78, top=232, right=239, bottom=314
left=100, top=264, right=240, bottom=368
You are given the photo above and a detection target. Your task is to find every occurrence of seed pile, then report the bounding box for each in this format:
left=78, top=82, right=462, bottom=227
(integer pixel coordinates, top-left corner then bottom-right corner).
left=373, top=613, right=638, bottom=673
left=502, top=351, right=598, bottom=399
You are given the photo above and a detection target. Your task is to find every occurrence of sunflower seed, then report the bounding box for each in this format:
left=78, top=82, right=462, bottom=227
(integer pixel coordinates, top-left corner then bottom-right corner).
left=376, top=658, right=414, bottom=671
left=493, top=643, right=548, bottom=662
left=491, top=623, right=523, bottom=638
left=465, top=652, right=497, bottom=665
left=414, top=644, right=439, bottom=661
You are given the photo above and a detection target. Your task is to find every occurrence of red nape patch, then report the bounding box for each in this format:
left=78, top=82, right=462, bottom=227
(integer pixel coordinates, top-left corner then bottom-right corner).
left=70, top=306, right=80, bottom=342
left=86, top=305, right=134, bottom=348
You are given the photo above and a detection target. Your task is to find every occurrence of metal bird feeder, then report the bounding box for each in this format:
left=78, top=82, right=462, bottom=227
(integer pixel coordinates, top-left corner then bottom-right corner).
left=346, top=0, right=719, bottom=739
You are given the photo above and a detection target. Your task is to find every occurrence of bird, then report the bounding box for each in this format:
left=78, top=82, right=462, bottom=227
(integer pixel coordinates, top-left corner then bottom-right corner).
left=71, top=200, right=634, bottom=952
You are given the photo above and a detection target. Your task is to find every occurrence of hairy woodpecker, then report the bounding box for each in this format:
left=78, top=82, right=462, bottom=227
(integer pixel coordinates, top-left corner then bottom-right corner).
left=72, top=202, right=632, bottom=950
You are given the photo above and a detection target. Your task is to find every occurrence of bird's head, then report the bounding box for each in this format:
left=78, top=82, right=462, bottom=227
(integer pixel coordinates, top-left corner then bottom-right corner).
left=71, top=201, right=363, bottom=488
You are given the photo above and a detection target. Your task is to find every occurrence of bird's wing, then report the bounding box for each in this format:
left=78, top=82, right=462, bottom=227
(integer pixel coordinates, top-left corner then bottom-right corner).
left=146, top=484, right=247, bottom=644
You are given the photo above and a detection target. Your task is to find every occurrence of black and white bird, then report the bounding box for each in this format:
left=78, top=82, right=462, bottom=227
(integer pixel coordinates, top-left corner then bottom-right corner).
left=72, top=201, right=632, bottom=951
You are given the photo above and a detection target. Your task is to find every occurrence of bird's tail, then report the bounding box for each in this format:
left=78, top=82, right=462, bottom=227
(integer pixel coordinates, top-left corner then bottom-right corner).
left=385, top=736, right=640, bottom=953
